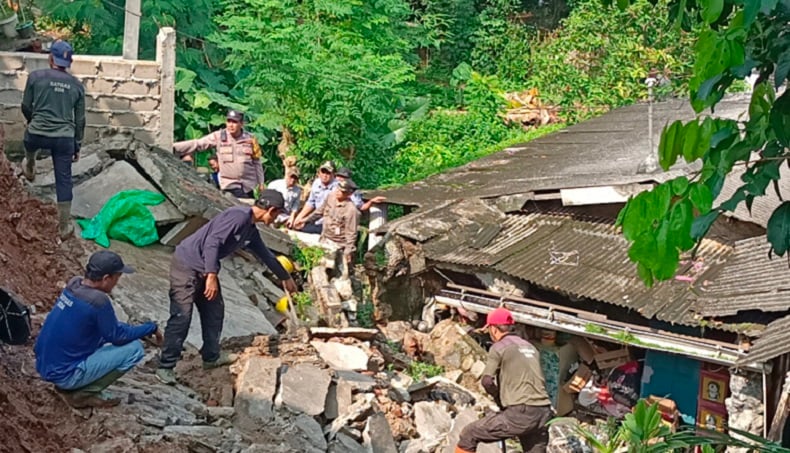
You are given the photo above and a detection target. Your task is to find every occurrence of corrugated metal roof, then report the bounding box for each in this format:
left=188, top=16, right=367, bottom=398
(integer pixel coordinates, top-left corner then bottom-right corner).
left=370, top=95, right=750, bottom=207
left=695, top=236, right=790, bottom=316
left=423, top=211, right=733, bottom=326
left=741, top=314, right=790, bottom=364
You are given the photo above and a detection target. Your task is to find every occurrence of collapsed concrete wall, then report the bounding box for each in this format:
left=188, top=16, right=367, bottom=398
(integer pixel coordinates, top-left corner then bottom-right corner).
left=0, top=29, right=175, bottom=153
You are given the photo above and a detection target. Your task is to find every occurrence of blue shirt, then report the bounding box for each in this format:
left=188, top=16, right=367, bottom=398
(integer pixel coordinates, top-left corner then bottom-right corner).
left=174, top=206, right=290, bottom=279
left=35, top=277, right=156, bottom=383
left=306, top=178, right=339, bottom=210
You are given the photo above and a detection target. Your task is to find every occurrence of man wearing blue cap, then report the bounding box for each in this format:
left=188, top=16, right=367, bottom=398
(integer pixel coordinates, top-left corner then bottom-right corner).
left=21, top=39, right=86, bottom=239
left=35, top=251, right=162, bottom=409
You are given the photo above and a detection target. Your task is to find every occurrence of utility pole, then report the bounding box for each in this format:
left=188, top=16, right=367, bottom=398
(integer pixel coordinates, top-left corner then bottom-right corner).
left=123, top=0, right=141, bottom=60
left=638, top=71, right=660, bottom=174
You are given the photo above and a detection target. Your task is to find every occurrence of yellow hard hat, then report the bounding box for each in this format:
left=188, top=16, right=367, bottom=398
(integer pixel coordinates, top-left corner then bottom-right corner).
left=277, top=255, right=295, bottom=274
left=275, top=296, right=289, bottom=313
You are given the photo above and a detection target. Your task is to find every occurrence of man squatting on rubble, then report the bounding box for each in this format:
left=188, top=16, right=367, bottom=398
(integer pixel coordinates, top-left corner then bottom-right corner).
left=456, top=308, right=554, bottom=453
left=35, top=251, right=163, bottom=409
left=294, top=179, right=360, bottom=275
left=172, top=110, right=265, bottom=199
left=21, top=39, right=85, bottom=239
left=156, top=190, right=298, bottom=385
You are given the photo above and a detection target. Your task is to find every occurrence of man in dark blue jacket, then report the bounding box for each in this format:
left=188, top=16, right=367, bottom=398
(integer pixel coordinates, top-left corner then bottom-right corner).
left=35, top=251, right=160, bottom=409
left=156, top=189, right=298, bottom=384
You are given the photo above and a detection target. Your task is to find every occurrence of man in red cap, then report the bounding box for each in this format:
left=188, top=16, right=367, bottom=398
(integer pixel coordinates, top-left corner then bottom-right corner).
left=456, top=307, right=553, bottom=453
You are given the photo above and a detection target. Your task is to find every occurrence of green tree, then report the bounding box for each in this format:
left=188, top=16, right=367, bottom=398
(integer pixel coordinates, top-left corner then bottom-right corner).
left=615, top=0, right=790, bottom=286
left=210, top=0, right=418, bottom=176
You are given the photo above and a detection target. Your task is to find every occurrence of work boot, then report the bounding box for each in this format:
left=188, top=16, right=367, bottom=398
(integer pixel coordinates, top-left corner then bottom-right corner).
left=155, top=368, right=177, bottom=385
left=57, top=369, right=125, bottom=409
left=454, top=447, right=474, bottom=453
left=22, top=151, right=36, bottom=182
left=57, top=201, right=74, bottom=239
left=202, top=352, right=239, bottom=370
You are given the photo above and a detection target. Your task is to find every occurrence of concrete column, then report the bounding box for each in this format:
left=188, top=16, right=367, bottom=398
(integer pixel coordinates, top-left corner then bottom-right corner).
left=156, top=27, right=176, bottom=151
left=122, top=0, right=141, bottom=60
left=367, top=204, right=387, bottom=251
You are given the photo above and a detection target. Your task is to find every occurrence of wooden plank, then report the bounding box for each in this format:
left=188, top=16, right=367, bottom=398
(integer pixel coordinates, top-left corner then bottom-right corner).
left=768, top=372, right=790, bottom=441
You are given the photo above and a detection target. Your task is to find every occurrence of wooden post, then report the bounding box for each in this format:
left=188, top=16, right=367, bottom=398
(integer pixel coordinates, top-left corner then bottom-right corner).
left=768, top=372, right=790, bottom=441
left=122, top=0, right=141, bottom=60
left=367, top=203, right=387, bottom=251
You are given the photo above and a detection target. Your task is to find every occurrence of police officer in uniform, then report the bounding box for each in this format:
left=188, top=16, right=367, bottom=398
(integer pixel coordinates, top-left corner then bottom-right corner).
left=173, top=110, right=265, bottom=199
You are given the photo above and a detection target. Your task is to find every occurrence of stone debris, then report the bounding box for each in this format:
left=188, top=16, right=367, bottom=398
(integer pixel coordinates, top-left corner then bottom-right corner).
left=276, top=363, right=332, bottom=416
left=234, top=357, right=281, bottom=426
left=310, top=340, right=370, bottom=371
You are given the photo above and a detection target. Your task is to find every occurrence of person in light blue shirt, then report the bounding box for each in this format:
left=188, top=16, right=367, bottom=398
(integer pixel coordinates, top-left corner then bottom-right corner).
left=35, top=251, right=161, bottom=409
left=293, top=160, right=339, bottom=233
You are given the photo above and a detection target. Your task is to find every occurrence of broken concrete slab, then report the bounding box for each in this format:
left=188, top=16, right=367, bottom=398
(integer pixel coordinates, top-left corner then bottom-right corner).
left=423, top=319, right=488, bottom=390
left=443, top=408, right=503, bottom=453
left=277, top=363, right=331, bottom=416
left=309, top=266, right=344, bottom=326
left=132, top=145, right=293, bottom=254
left=252, top=270, right=286, bottom=304
left=31, top=151, right=111, bottom=192
left=325, top=380, right=354, bottom=420
left=294, top=414, right=328, bottom=451
left=159, top=217, right=208, bottom=247
left=108, top=374, right=209, bottom=427
left=162, top=425, right=224, bottom=438
left=413, top=401, right=453, bottom=443
left=363, top=412, right=398, bottom=453
left=326, top=394, right=375, bottom=438
left=95, top=240, right=276, bottom=349
left=309, top=327, right=379, bottom=341
left=235, top=357, right=281, bottom=427
left=329, top=432, right=367, bottom=453
left=71, top=160, right=185, bottom=225
left=310, top=340, right=370, bottom=371
left=335, top=370, right=377, bottom=392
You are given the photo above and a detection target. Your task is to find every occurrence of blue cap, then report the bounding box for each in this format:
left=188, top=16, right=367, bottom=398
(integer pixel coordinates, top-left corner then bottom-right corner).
left=50, top=40, right=74, bottom=68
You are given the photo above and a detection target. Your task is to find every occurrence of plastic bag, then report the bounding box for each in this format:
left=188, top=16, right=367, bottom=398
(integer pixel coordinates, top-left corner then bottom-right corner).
left=78, top=190, right=166, bottom=247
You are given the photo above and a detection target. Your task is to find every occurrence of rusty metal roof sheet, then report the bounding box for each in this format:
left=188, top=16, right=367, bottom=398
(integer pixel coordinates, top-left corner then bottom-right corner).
left=370, top=96, right=750, bottom=207
left=424, top=211, right=733, bottom=326
left=695, top=236, right=790, bottom=316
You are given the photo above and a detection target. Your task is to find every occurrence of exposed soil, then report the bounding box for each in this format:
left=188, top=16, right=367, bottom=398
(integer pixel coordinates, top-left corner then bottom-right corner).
left=0, top=129, right=90, bottom=453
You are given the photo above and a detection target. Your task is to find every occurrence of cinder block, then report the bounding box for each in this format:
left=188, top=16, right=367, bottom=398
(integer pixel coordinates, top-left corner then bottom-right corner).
left=83, top=126, right=101, bottom=142
left=7, top=74, right=27, bottom=91
left=111, top=112, right=144, bottom=128
left=1, top=106, right=21, bottom=121
left=86, top=111, right=112, bottom=125
left=130, top=97, right=159, bottom=111
left=0, top=90, right=22, bottom=104
left=0, top=55, right=25, bottom=71
left=88, top=96, right=131, bottom=111
left=22, top=55, right=50, bottom=72
left=99, top=61, right=133, bottom=79
left=114, top=80, right=149, bottom=96
left=70, top=59, right=99, bottom=76
left=133, top=129, right=156, bottom=145
left=86, top=78, right=116, bottom=94
left=132, top=63, right=160, bottom=80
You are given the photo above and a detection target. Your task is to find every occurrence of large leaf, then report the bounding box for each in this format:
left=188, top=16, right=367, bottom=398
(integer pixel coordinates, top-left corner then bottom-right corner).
left=689, top=183, right=714, bottom=214
left=700, top=0, right=724, bottom=23
left=691, top=210, right=719, bottom=240
left=659, top=121, right=684, bottom=169
left=775, top=49, right=790, bottom=89
left=768, top=202, right=790, bottom=257
left=771, top=91, right=790, bottom=147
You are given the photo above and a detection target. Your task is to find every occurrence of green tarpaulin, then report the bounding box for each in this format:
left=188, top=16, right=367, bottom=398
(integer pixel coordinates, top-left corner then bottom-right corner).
left=78, top=189, right=166, bottom=248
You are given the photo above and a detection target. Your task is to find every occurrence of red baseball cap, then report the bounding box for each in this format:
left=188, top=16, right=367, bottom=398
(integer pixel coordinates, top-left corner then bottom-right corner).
left=485, top=307, right=515, bottom=327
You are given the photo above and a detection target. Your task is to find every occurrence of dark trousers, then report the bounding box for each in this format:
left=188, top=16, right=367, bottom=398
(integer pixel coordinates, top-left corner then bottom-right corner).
left=159, top=256, right=225, bottom=368
left=298, top=221, right=323, bottom=234
left=458, top=404, right=553, bottom=453
left=24, top=132, right=75, bottom=202
left=223, top=186, right=253, bottom=199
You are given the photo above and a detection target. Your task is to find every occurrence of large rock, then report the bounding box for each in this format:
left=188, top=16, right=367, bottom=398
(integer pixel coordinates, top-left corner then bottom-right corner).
left=235, top=357, right=281, bottom=426
left=31, top=151, right=112, bottom=194
left=311, top=341, right=370, bottom=371
left=295, top=414, right=328, bottom=451
left=329, top=433, right=367, bottom=453
left=413, top=401, right=453, bottom=443
left=325, top=381, right=353, bottom=420
left=363, top=412, right=398, bottom=453
left=424, top=319, right=488, bottom=389
left=95, top=240, right=277, bottom=348
left=335, top=370, right=376, bottom=392
left=71, top=160, right=184, bottom=225
left=132, top=145, right=292, bottom=254
left=277, top=363, right=331, bottom=416
left=159, top=217, right=208, bottom=247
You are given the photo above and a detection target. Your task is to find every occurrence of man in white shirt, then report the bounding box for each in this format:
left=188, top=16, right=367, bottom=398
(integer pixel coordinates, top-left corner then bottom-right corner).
left=267, top=167, right=302, bottom=227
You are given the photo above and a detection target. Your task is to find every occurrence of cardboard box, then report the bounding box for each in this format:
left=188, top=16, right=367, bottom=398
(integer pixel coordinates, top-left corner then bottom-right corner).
left=563, top=363, right=592, bottom=393
left=594, top=348, right=631, bottom=369
left=647, top=395, right=678, bottom=418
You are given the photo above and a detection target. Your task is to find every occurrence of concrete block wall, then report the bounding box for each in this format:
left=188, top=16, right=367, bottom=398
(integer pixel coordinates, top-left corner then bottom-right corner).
left=0, top=30, right=176, bottom=153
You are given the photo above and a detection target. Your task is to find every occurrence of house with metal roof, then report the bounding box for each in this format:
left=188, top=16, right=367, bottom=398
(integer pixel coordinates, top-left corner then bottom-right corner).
left=366, top=94, right=790, bottom=442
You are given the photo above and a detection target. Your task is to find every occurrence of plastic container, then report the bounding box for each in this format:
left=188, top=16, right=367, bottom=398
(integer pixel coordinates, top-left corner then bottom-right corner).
left=0, top=12, right=18, bottom=39
left=15, top=21, right=33, bottom=39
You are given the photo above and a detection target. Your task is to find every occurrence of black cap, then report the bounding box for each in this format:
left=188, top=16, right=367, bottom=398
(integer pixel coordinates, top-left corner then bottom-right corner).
left=338, top=178, right=358, bottom=193
left=336, top=167, right=352, bottom=178
left=87, top=251, right=135, bottom=277
left=226, top=110, right=245, bottom=122
left=255, top=189, right=285, bottom=210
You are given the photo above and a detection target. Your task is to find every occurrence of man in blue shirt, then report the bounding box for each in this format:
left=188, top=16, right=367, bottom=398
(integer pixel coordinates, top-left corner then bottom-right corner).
left=35, top=251, right=160, bottom=409
left=292, top=160, right=338, bottom=233
left=156, top=189, right=298, bottom=385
